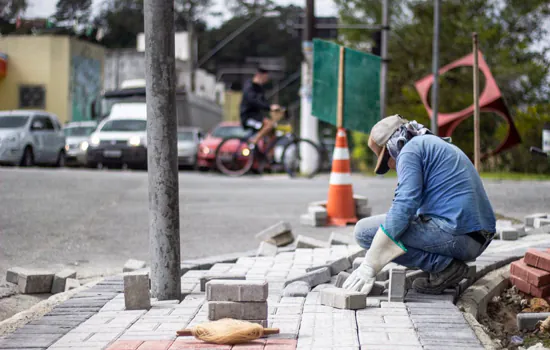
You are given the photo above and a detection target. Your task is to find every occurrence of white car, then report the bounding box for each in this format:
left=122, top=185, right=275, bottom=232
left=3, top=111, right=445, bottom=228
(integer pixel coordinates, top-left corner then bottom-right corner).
left=0, top=110, right=66, bottom=167
left=63, top=121, right=97, bottom=166
left=86, top=103, right=148, bottom=169
left=177, top=127, right=203, bottom=169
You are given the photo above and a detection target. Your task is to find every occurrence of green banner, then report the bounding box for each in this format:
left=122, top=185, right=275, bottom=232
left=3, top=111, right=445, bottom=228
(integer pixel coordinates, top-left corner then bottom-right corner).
left=312, top=39, right=381, bottom=134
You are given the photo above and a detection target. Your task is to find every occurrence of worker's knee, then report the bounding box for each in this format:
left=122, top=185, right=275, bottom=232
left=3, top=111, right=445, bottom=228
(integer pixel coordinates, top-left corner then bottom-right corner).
left=354, top=214, right=386, bottom=249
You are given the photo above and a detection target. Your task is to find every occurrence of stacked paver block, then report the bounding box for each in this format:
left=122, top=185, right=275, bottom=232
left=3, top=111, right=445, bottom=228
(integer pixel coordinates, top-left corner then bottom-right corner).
left=199, top=273, right=246, bottom=292
left=206, top=280, right=269, bottom=323
left=51, top=269, right=77, bottom=294
left=255, top=221, right=295, bottom=247
left=534, top=218, right=550, bottom=228
left=284, top=267, right=331, bottom=288
left=354, top=195, right=372, bottom=220
left=525, top=213, right=548, bottom=227
left=388, top=268, right=406, bottom=302
left=123, top=271, right=151, bottom=310
left=510, top=249, right=550, bottom=297
left=295, top=235, right=328, bottom=248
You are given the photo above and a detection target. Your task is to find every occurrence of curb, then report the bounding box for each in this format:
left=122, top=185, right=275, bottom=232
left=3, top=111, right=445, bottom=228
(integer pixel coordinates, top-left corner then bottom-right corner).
left=457, top=263, right=515, bottom=350
left=0, top=278, right=101, bottom=336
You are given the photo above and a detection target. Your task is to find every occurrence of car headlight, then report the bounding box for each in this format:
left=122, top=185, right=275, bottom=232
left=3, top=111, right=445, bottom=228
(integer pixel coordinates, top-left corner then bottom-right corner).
left=128, top=136, right=141, bottom=147
left=80, top=141, right=89, bottom=151
left=90, top=135, right=100, bottom=146
left=65, top=144, right=70, bottom=152
left=201, top=146, right=211, bottom=154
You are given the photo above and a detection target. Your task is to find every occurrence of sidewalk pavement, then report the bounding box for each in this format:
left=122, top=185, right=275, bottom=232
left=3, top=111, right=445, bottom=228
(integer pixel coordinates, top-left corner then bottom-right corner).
left=2, top=234, right=550, bottom=350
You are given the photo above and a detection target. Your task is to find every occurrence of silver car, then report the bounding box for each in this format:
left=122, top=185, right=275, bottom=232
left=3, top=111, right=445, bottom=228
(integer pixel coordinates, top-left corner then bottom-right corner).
left=178, top=127, right=203, bottom=169
left=63, top=121, right=97, bottom=166
left=0, top=111, right=66, bottom=167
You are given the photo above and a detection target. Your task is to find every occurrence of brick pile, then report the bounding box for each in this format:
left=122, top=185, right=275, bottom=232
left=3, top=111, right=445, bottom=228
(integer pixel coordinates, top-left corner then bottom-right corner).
left=206, top=280, right=269, bottom=327
left=510, top=248, right=550, bottom=298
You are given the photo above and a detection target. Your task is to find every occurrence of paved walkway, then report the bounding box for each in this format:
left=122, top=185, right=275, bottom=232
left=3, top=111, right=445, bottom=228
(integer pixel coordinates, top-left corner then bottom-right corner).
left=2, top=234, right=550, bottom=350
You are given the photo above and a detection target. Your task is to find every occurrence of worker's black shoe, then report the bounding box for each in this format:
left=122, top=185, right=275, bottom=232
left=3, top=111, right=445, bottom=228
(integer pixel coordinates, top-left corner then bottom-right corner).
left=412, top=259, right=468, bottom=295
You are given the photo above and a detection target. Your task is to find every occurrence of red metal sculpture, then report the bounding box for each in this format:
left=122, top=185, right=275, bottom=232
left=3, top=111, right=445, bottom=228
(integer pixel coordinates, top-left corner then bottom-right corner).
left=415, top=51, right=521, bottom=158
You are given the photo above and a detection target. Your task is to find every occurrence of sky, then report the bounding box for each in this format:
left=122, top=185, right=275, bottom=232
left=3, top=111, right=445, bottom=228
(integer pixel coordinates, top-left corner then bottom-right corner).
left=24, top=0, right=339, bottom=28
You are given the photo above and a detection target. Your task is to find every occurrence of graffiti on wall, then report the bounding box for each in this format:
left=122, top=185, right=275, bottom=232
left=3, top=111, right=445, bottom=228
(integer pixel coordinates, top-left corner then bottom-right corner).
left=70, top=54, right=101, bottom=121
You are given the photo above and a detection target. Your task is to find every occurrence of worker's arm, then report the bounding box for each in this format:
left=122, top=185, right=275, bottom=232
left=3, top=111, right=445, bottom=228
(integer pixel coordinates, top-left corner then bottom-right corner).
left=243, top=86, right=271, bottom=111
left=384, top=150, right=424, bottom=241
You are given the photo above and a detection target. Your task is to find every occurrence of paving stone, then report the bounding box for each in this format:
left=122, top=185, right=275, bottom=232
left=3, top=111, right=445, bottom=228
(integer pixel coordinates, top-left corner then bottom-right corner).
left=511, top=259, right=550, bottom=286
left=207, top=301, right=268, bottom=320
left=353, top=194, right=369, bottom=207
left=388, top=269, right=406, bottom=302
left=124, top=271, right=151, bottom=310
left=347, top=248, right=366, bottom=265
left=51, top=269, right=77, bottom=294
left=63, top=278, right=80, bottom=292
left=306, top=264, right=331, bottom=273
left=517, top=312, right=550, bottom=330
left=327, top=256, right=352, bottom=276
left=256, top=241, right=278, bottom=257
left=255, top=221, right=292, bottom=242
left=282, top=281, right=311, bottom=297
left=405, top=270, right=428, bottom=289
left=356, top=206, right=372, bottom=219
left=366, top=299, right=381, bottom=308
left=335, top=271, right=350, bottom=288
left=525, top=213, right=548, bottom=227
left=525, top=248, right=550, bottom=272
left=296, top=235, right=329, bottom=250
left=534, top=218, right=550, bottom=228
left=18, top=270, right=54, bottom=294
left=308, top=205, right=328, bottom=219
left=0, top=334, right=61, bottom=348
left=199, top=274, right=246, bottom=292
left=328, top=232, right=356, bottom=246
left=206, top=280, right=268, bottom=302
left=6, top=266, right=28, bottom=284
left=284, top=267, right=331, bottom=288
left=123, top=259, right=147, bottom=273
left=320, top=287, right=367, bottom=310
left=370, top=281, right=385, bottom=296
left=300, top=213, right=326, bottom=227
left=499, top=227, right=519, bottom=240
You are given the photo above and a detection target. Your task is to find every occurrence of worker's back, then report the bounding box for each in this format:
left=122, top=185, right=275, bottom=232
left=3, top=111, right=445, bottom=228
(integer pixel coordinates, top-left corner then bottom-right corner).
left=399, top=134, right=496, bottom=235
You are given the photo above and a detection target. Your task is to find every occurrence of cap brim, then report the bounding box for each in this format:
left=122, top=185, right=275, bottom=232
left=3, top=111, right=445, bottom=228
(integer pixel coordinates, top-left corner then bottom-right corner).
left=375, top=146, right=391, bottom=175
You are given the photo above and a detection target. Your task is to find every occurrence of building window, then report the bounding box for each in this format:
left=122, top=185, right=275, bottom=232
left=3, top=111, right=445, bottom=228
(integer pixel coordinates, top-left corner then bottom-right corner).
left=19, top=85, right=46, bottom=109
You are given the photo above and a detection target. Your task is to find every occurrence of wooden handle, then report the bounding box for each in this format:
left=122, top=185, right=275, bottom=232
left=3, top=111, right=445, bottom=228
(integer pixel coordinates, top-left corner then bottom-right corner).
left=176, top=329, right=193, bottom=336
left=263, top=328, right=280, bottom=335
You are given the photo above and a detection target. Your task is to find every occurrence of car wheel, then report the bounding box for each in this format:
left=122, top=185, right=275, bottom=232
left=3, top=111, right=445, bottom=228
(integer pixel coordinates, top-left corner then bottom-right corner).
left=19, top=146, right=34, bottom=167
left=55, top=150, right=66, bottom=167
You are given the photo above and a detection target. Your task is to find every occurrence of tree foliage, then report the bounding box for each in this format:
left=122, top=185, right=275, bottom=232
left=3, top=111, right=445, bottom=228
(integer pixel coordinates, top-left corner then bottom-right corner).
left=54, top=0, right=92, bottom=23
left=0, top=0, right=27, bottom=21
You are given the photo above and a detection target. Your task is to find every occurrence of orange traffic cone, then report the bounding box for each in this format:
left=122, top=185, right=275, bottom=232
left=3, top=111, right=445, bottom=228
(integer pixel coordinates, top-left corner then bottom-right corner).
left=326, top=128, right=358, bottom=226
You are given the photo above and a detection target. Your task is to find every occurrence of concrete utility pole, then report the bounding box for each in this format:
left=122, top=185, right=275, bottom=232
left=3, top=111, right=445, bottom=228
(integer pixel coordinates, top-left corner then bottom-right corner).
left=299, top=0, right=319, bottom=174
left=472, top=32, right=481, bottom=172
left=380, top=0, right=389, bottom=120
left=144, top=0, right=181, bottom=300
left=187, top=10, right=196, bottom=93
left=431, top=0, right=440, bottom=135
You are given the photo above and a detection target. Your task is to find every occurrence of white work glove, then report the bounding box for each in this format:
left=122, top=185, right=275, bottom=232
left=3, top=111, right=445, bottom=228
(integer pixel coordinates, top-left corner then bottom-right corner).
left=343, top=225, right=407, bottom=294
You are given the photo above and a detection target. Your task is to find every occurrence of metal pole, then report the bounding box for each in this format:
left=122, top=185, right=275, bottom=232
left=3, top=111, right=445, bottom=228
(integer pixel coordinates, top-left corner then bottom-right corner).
left=472, top=32, right=481, bottom=172
left=380, top=0, right=389, bottom=120
left=299, top=0, right=319, bottom=175
left=431, top=0, right=440, bottom=135
left=144, top=0, right=181, bottom=300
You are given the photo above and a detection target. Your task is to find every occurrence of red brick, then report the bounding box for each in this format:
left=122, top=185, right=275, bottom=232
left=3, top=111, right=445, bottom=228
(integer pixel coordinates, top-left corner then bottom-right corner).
left=107, top=340, right=144, bottom=350
left=138, top=341, right=174, bottom=350
left=511, top=259, right=550, bottom=287
left=170, top=338, right=231, bottom=350
left=511, top=275, right=550, bottom=298
left=264, top=339, right=296, bottom=350
left=231, top=340, right=265, bottom=349
left=525, top=249, right=550, bottom=272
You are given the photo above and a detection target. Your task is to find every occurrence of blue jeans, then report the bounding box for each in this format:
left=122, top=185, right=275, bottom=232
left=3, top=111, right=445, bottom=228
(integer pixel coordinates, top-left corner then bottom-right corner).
left=354, top=214, right=491, bottom=273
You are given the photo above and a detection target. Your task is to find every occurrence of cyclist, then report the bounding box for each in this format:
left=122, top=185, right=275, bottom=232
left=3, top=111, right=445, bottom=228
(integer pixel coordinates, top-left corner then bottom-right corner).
left=239, top=67, right=280, bottom=148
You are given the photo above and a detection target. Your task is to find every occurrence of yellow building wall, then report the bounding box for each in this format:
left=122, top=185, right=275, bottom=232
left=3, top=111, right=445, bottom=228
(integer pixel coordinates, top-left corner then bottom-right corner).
left=223, top=90, right=242, bottom=122
left=0, top=35, right=105, bottom=124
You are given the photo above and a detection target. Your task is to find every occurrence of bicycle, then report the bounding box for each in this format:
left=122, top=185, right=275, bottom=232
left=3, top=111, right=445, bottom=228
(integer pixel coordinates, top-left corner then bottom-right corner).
left=215, top=108, right=323, bottom=178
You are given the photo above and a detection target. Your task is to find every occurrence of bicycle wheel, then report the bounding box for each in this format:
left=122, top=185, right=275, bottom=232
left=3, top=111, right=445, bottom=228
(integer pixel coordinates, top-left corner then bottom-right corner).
left=281, top=138, right=322, bottom=178
left=215, top=137, right=255, bottom=177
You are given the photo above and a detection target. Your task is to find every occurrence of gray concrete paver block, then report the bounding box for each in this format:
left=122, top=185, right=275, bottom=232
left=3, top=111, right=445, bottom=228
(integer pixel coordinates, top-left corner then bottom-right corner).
left=199, top=273, right=246, bottom=292
left=206, top=280, right=268, bottom=302
left=517, top=312, right=550, bottom=330
left=6, top=266, right=28, bottom=284
left=282, top=281, right=311, bottom=297
left=123, top=271, right=151, bottom=310
left=17, top=270, right=54, bottom=294
left=207, top=301, right=268, bottom=320
left=123, top=259, right=146, bottom=272
left=296, top=235, right=329, bottom=248
left=320, top=287, right=367, bottom=310
left=329, top=232, right=356, bottom=246
left=51, top=269, right=77, bottom=294
left=300, top=213, right=326, bottom=227
left=328, top=256, right=352, bottom=275
left=284, top=267, right=331, bottom=288
left=335, top=271, right=351, bottom=288
left=388, top=269, right=406, bottom=302
left=256, top=241, right=278, bottom=257
left=64, top=278, right=80, bottom=292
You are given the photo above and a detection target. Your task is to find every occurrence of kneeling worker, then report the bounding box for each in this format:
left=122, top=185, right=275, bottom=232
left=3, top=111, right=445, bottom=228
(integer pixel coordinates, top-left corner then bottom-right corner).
left=344, top=115, right=496, bottom=294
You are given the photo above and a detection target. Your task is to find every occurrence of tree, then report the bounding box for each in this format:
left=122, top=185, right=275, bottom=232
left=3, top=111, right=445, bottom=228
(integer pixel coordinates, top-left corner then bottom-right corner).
left=54, top=0, right=92, bottom=24
left=93, top=0, right=144, bottom=49
left=0, top=0, right=27, bottom=21
left=334, top=0, right=550, bottom=170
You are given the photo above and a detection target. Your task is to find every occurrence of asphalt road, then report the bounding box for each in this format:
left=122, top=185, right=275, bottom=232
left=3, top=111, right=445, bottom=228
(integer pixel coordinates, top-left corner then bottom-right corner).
left=1, top=167, right=549, bottom=280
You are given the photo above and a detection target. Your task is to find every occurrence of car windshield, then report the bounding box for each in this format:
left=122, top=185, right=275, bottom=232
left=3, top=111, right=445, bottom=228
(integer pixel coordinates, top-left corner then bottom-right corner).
left=0, top=115, right=29, bottom=129
left=64, top=126, right=96, bottom=137
left=100, top=119, right=146, bottom=132
left=178, top=131, right=194, bottom=141
left=211, top=126, right=248, bottom=139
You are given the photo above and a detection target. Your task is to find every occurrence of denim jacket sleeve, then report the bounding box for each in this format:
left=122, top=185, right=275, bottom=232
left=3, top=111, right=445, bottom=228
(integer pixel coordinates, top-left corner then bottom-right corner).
left=384, top=150, right=424, bottom=240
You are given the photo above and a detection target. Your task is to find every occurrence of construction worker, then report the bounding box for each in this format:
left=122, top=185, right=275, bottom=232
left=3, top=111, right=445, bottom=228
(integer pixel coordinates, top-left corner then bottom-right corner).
left=343, top=115, right=496, bottom=295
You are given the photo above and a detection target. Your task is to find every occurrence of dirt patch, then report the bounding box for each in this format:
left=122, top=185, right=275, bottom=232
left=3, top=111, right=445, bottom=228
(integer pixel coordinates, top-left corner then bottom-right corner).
left=0, top=294, right=50, bottom=322
left=480, top=286, right=550, bottom=349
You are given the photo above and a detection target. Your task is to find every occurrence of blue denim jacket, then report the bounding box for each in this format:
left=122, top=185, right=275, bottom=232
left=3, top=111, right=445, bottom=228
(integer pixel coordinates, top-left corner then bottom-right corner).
left=384, top=135, right=496, bottom=240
